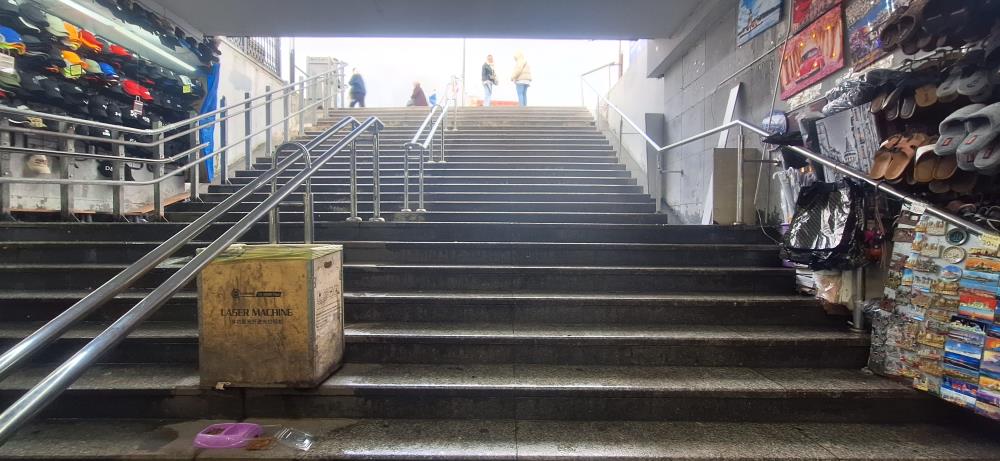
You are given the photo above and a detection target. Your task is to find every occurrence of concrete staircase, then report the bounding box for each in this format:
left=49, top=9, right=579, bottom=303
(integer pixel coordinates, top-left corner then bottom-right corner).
left=0, top=106, right=997, bottom=459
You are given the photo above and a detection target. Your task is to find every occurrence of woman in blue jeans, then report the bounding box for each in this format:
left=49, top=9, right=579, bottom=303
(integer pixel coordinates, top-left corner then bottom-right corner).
left=510, top=51, right=532, bottom=107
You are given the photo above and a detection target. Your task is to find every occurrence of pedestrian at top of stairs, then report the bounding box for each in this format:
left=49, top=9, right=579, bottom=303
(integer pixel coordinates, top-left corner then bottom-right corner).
left=349, top=68, right=366, bottom=108
left=482, top=54, right=498, bottom=107
left=511, top=51, right=531, bottom=107
left=408, top=81, right=429, bottom=106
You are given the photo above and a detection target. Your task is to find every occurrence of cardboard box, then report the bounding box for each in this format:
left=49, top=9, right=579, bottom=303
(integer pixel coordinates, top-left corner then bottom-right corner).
left=198, top=244, right=343, bottom=388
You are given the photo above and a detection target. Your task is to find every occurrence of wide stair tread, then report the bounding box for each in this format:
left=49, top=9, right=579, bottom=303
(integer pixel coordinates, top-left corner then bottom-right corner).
left=1, top=418, right=998, bottom=460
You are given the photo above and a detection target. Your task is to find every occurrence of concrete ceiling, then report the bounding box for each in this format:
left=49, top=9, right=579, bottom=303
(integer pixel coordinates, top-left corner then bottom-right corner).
left=145, top=0, right=702, bottom=39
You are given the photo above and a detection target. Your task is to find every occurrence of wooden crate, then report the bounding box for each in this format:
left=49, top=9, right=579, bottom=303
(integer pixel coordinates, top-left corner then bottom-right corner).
left=198, top=244, right=343, bottom=388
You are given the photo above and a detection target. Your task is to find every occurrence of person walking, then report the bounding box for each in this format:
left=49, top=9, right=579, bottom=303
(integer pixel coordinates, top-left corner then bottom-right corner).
left=510, top=51, right=532, bottom=107
left=481, top=54, right=498, bottom=107
left=408, top=81, right=429, bottom=107
left=348, top=68, right=366, bottom=108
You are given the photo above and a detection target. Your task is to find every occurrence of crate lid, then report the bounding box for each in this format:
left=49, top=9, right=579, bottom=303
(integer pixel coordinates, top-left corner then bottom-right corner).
left=205, top=244, right=342, bottom=263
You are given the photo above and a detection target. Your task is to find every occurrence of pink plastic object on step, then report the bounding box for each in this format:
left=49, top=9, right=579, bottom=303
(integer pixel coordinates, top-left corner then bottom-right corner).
left=193, top=423, right=263, bottom=449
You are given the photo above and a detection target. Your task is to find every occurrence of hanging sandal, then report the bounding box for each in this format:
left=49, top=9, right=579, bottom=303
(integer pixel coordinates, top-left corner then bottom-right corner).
left=870, top=133, right=903, bottom=179
left=885, top=132, right=929, bottom=181
left=913, top=140, right=940, bottom=183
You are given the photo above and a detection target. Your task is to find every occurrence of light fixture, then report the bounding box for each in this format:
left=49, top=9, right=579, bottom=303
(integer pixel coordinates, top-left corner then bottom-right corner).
left=57, top=0, right=197, bottom=72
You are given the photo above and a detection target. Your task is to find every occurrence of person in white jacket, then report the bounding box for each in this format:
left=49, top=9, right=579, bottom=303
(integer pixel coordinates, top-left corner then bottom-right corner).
left=510, top=51, right=532, bottom=107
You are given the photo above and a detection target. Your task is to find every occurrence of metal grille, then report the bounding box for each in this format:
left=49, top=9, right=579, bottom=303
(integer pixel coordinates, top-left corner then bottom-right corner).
left=227, top=37, right=281, bottom=76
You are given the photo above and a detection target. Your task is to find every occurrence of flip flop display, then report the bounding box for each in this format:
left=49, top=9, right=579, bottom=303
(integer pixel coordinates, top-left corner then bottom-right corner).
left=956, top=102, right=1000, bottom=157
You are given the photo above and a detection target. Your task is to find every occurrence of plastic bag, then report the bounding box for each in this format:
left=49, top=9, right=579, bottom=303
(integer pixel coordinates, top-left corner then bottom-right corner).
left=779, top=179, right=866, bottom=270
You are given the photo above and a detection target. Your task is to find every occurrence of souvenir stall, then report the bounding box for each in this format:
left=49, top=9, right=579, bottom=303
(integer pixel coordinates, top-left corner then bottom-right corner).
left=0, top=0, right=218, bottom=216
left=770, top=0, right=1000, bottom=421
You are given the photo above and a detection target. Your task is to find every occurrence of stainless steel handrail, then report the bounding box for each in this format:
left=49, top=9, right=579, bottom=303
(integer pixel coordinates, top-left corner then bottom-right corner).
left=0, top=116, right=382, bottom=444
left=401, top=105, right=441, bottom=212
left=0, top=116, right=356, bottom=387
left=578, top=77, right=993, bottom=237
left=0, top=88, right=331, bottom=187
left=408, top=101, right=451, bottom=213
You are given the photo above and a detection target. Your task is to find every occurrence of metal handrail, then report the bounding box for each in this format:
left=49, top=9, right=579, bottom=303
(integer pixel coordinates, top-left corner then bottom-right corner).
left=401, top=105, right=442, bottom=212
left=0, top=87, right=333, bottom=187
left=0, top=116, right=356, bottom=386
left=407, top=101, right=452, bottom=213
left=578, top=78, right=993, bottom=237
left=0, top=116, right=383, bottom=444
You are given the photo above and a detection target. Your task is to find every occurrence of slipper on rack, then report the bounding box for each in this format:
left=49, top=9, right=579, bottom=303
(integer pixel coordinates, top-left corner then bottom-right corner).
left=900, top=91, right=918, bottom=119
left=870, top=133, right=903, bottom=179
left=937, top=66, right=964, bottom=102
left=878, top=4, right=913, bottom=52
left=936, top=104, right=985, bottom=156
left=882, top=85, right=904, bottom=121
left=957, top=65, right=991, bottom=98
left=914, top=143, right=939, bottom=183
left=933, top=154, right=958, bottom=180
left=974, top=137, right=1000, bottom=173
left=870, top=90, right=889, bottom=114
left=885, top=132, right=930, bottom=181
left=957, top=102, right=1000, bottom=159
left=923, top=0, right=968, bottom=35
left=915, top=83, right=938, bottom=107
left=896, top=0, right=929, bottom=55
left=950, top=169, right=978, bottom=194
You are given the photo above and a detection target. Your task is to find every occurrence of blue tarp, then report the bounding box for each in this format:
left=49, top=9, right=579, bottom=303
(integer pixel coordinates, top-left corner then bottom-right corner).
left=198, top=63, right=221, bottom=181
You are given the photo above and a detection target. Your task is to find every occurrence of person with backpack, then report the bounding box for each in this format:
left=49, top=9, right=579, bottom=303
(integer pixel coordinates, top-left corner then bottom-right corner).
left=481, top=54, right=498, bottom=106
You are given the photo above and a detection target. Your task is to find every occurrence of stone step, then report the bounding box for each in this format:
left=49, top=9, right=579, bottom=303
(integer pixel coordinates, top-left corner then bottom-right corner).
left=0, top=264, right=793, bottom=294
left=169, top=201, right=657, bottom=214
left=0, top=321, right=865, bottom=367
left=197, top=192, right=652, bottom=204
left=1, top=418, right=996, bottom=460
left=0, top=222, right=778, bottom=244
left=227, top=175, right=638, bottom=185
left=233, top=168, right=634, bottom=178
left=234, top=163, right=628, bottom=174
left=0, top=241, right=769, bottom=267
left=0, top=291, right=823, bottom=326
left=0, top=362, right=948, bottom=423
left=208, top=183, right=645, bottom=194
left=162, top=211, right=670, bottom=224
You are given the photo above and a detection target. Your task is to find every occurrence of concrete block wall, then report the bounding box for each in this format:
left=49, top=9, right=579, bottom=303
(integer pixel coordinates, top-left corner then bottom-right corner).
left=657, top=8, right=789, bottom=224
left=610, top=0, right=889, bottom=224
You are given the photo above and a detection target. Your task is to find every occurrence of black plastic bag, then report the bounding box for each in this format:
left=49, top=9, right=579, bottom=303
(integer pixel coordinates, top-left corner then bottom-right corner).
left=780, top=179, right=865, bottom=270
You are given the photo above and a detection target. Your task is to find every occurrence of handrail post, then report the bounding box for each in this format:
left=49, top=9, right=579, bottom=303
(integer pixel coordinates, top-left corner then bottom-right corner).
left=0, top=119, right=12, bottom=221
left=439, top=109, right=447, bottom=163
left=734, top=125, right=745, bottom=226
left=264, top=86, right=273, bottom=159
left=401, top=144, right=412, bottom=212
left=852, top=267, right=866, bottom=332
left=113, top=130, right=126, bottom=217
left=219, top=97, right=229, bottom=185
left=188, top=130, right=200, bottom=203
left=346, top=120, right=362, bottom=222
left=369, top=130, right=385, bottom=222
left=303, top=149, right=314, bottom=243
left=152, top=122, right=165, bottom=220
left=416, top=146, right=427, bottom=213
left=297, top=81, right=306, bottom=137
left=282, top=88, right=291, bottom=144
left=59, top=122, right=77, bottom=221
left=243, top=91, right=252, bottom=171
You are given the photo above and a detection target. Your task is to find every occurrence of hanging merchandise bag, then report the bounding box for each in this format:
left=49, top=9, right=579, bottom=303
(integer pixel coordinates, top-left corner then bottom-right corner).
left=780, top=178, right=865, bottom=270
